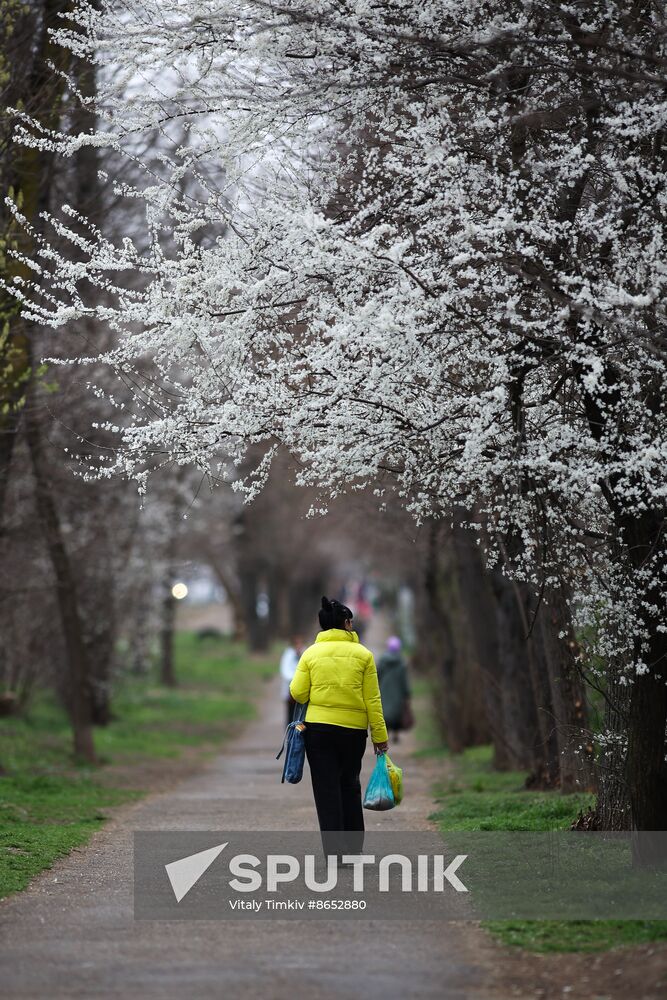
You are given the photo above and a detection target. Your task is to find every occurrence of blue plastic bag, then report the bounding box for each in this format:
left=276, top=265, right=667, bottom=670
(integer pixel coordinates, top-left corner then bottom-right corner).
left=363, top=752, right=396, bottom=811
left=276, top=702, right=307, bottom=784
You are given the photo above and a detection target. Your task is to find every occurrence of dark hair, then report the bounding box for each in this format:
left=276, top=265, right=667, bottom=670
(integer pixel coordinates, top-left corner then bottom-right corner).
left=318, top=595, right=353, bottom=631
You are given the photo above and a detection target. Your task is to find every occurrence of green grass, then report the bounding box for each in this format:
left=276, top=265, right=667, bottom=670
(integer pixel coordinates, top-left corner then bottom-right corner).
left=0, top=632, right=273, bottom=899
left=420, top=698, right=667, bottom=953
left=488, top=918, right=667, bottom=953
left=431, top=743, right=595, bottom=833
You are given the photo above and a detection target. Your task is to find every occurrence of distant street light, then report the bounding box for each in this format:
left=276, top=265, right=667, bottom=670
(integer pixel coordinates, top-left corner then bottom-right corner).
left=172, top=582, right=188, bottom=600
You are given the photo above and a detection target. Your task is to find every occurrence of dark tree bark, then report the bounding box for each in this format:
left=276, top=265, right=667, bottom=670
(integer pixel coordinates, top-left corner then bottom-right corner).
left=414, top=520, right=489, bottom=753
left=595, top=660, right=631, bottom=832
left=24, top=385, right=96, bottom=762
left=489, top=568, right=547, bottom=777
left=622, top=510, right=667, bottom=860
left=159, top=570, right=177, bottom=687
left=0, top=1, right=75, bottom=528
left=239, top=565, right=270, bottom=652
left=450, top=523, right=514, bottom=771
left=233, top=506, right=270, bottom=652
left=159, top=490, right=187, bottom=687
left=208, top=555, right=246, bottom=641
left=87, top=609, right=117, bottom=725
left=520, top=583, right=561, bottom=790
left=0, top=1, right=83, bottom=773
left=537, top=585, right=595, bottom=793
left=502, top=366, right=560, bottom=786
left=581, top=374, right=667, bottom=843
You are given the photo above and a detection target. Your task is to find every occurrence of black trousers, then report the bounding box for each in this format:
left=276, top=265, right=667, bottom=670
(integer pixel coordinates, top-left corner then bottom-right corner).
left=303, top=722, right=367, bottom=858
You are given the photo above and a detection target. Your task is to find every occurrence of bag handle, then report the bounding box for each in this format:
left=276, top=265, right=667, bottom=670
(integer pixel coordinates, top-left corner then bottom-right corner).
left=293, top=700, right=308, bottom=723
left=275, top=701, right=308, bottom=761
left=275, top=726, right=290, bottom=761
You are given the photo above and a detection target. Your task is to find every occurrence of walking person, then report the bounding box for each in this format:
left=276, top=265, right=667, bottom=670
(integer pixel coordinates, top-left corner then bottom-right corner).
left=377, top=636, right=411, bottom=743
left=279, top=635, right=304, bottom=729
left=290, top=596, right=388, bottom=860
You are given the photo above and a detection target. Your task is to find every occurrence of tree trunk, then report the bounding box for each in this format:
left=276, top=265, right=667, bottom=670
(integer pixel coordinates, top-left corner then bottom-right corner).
left=595, top=660, right=631, bottom=831
left=1, top=0, right=75, bottom=513
left=0, top=426, right=19, bottom=533
left=537, top=586, right=595, bottom=793
left=239, top=566, right=270, bottom=652
left=88, top=614, right=116, bottom=725
left=232, top=505, right=270, bottom=652
left=450, top=523, right=513, bottom=770
left=159, top=570, right=177, bottom=687
left=489, top=569, right=546, bottom=775
left=516, top=580, right=561, bottom=789
left=209, top=556, right=246, bottom=641
left=621, top=511, right=667, bottom=857
left=414, top=520, right=489, bottom=753
left=1, top=1, right=82, bottom=772
left=24, top=389, right=96, bottom=763
left=503, top=365, right=560, bottom=785
left=627, top=659, right=667, bottom=867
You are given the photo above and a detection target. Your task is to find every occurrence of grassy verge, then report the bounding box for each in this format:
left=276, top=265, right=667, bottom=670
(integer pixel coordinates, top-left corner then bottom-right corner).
left=0, top=632, right=274, bottom=900
left=415, top=682, right=667, bottom=953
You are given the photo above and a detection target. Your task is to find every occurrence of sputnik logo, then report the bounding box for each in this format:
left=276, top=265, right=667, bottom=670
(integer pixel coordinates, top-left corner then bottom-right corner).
left=163, top=842, right=469, bottom=901
left=165, top=842, right=228, bottom=902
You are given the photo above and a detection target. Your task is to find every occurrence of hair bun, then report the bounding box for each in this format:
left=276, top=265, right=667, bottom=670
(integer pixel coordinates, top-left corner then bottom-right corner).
left=321, top=596, right=332, bottom=610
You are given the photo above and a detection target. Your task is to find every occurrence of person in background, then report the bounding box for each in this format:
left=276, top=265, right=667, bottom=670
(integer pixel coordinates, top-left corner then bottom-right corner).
left=377, top=636, right=411, bottom=743
left=280, top=635, right=304, bottom=729
left=353, top=591, right=372, bottom=642
left=290, top=597, right=388, bottom=860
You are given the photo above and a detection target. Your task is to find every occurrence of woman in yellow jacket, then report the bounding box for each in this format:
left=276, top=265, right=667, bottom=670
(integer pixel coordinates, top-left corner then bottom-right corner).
left=290, top=596, right=389, bottom=859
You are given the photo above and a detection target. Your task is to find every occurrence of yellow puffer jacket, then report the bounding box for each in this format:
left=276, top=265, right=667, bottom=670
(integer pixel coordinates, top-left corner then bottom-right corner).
left=290, top=628, right=388, bottom=744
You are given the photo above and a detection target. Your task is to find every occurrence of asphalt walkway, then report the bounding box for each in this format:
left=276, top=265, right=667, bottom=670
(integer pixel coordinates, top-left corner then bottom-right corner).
left=0, top=645, right=500, bottom=999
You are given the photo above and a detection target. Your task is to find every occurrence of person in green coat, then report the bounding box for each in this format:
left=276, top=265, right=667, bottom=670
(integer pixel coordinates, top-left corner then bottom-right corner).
left=377, top=636, right=411, bottom=741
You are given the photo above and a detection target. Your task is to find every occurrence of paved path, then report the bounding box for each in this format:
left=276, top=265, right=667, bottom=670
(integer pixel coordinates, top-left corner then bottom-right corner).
left=0, top=657, right=502, bottom=998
